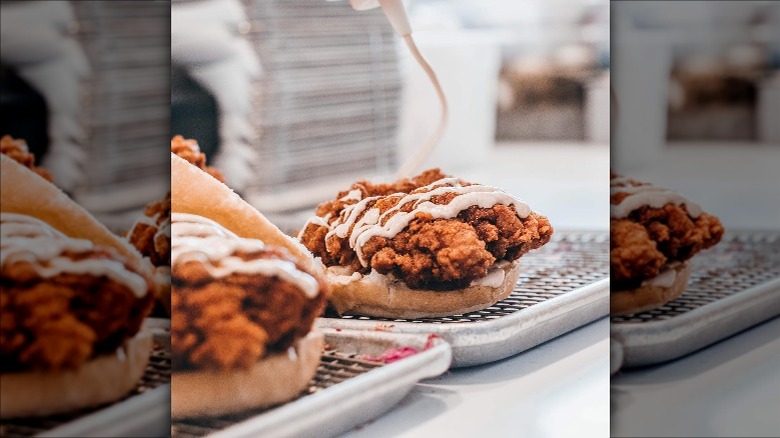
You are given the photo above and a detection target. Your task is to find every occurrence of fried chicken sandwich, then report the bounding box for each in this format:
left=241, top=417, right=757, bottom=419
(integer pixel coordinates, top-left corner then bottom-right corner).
left=610, top=173, right=724, bottom=315
left=0, top=152, right=156, bottom=418
left=298, top=169, right=553, bottom=318
left=170, top=147, right=328, bottom=417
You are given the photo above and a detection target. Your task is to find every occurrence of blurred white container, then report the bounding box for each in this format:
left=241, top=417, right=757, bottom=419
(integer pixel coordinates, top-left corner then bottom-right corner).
left=585, top=71, right=610, bottom=144
left=397, top=31, right=501, bottom=173
left=758, top=73, right=780, bottom=145
left=612, top=26, right=672, bottom=172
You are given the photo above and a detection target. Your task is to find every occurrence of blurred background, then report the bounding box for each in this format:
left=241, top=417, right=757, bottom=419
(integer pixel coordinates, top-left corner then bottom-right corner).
left=171, top=0, right=610, bottom=231
left=612, top=0, right=780, bottom=228
left=0, top=0, right=170, bottom=231
left=614, top=1, right=779, bottom=147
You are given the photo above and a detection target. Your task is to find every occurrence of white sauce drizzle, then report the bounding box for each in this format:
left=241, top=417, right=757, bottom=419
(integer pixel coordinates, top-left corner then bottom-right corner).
left=294, top=187, right=356, bottom=239
left=640, top=264, right=681, bottom=288
left=129, top=213, right=158, bottom=231
left=341, top=189, right=363, bottom=202
left=0, top=213, right=149, bottom=297
left=643, top=268, right=676, bottom=288
left=304, top=178, right=530, bottom=267
left=611, top=176, right=702, bottom=219
left=153, top=215, right=171, bottom=262
left=155, top=215, right=171, bottom=240
left=297, top=213, right=331, bottom=239
left=171, top=213, right=319, bottom=298
left=468, top=261, right=511, bottom=288
left=469, top=268, right=505, bottom=288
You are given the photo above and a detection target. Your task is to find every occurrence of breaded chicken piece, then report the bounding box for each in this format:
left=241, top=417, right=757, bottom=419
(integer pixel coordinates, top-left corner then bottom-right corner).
left=1, top=248, right=155, bottom=371
left=0, top=135, right=53, bottom=182
left=130, top=134, right=224, bottom=267
left=172, top=246, right=327, bottom=371
left=170, top=135, right=225, bottom=183
left=610, top=174, right=724, bottom=288
left=128, top=193, right=171, bottom=267
left=300, top=169, right=553, bottom=290
left=610, top=219, right=666, bottom=289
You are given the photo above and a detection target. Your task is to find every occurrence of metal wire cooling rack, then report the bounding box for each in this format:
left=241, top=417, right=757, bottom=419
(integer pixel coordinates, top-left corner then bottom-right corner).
left=171, top=349, right=382, bottom=438
left=613, top=231, right=780, bottom=323
left=0, top=341, right=171, bottom=438
left=319, top=231, right=611, bottom=367
left=611, top=230, right=780, bottom=368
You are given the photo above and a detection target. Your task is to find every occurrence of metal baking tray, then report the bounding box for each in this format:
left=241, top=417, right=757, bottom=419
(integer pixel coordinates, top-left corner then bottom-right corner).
left=0, top=318, right=171, bottom=438
left=171, top=328, right=451, bottom=438
left=317, top=231, right=610, bottom=368
left=611, top=230, right=780, bottom=369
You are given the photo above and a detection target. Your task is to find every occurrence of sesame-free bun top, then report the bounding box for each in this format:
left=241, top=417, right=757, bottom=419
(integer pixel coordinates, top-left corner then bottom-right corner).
left=0, top=154, right=152, bottom=280
left=170, top=152, right=322, bottom=275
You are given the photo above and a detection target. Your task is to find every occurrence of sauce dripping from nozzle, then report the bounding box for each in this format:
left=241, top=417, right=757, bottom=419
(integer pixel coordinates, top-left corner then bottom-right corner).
left=347, top=0, right=448, bottom=178
left=395, top=34, right=449, bottom=178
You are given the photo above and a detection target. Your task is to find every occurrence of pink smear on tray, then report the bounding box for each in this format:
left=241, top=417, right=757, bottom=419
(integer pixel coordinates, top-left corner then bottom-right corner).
left=364, top=334, right=440, bottom=364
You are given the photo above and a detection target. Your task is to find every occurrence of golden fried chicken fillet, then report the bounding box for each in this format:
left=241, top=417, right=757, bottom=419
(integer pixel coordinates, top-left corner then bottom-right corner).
left=610, top=173, right=724, bottom=289
left=170, top=214, right=327, bottom=371
left=0, top=214, right=155, bottom=372
left=170, top=135, right=225, bottom=183
left=128, top=192, right=171, bottom=267
left=299, top=169, right=553, bottom=290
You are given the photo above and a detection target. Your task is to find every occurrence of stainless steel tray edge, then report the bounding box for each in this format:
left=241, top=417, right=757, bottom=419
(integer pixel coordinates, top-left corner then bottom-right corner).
left=208, top=328, right=452, bottom=438
left=318, top=278, right=610, bottom=368
left=612, top=277, right=780, bottom=368
left=37, top=386, right=170, bottom=438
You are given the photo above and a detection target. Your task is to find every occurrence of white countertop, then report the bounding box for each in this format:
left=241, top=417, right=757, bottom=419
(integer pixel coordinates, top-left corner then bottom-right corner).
left=612, top=316, right=780, bottom=437
left=345, top=318, right=611, bottom=438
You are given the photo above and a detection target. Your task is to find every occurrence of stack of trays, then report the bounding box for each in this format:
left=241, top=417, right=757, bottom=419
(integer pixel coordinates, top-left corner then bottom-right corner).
left=73, top=1, right=170, bottom=210
left=241, top=0, right=401, bottom=193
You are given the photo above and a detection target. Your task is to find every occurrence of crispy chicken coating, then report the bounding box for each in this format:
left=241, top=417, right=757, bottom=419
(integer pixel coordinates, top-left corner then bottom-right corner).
left=299, top=169, right=553, bottom=289
left=611, top=174, right=724, bottom=289
left=128, top=193, right=171, bottom=267
left=0, top=248, right=155, bottom=371
left=1, top=135, right=53, bottom=182
left=610, top=220, right=665, bottom=288
left=170, top=135, right=225, bottom=183
left=172, top=246, right=327, bottom=371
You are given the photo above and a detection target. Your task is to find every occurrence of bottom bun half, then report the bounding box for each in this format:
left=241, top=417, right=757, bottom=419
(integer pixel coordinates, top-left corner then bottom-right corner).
left=327, top=261, right=521, bottom=319
left=611, top=262, right=692, bottom=316
left=171, top=329, right=323, bottom=419
left=0, top=331, right=153, bottom=418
